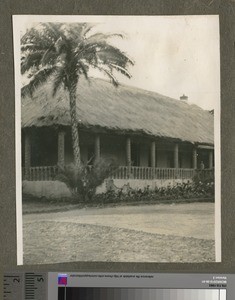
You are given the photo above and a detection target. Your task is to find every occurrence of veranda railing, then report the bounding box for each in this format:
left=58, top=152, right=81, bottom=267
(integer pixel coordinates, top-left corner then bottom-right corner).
left=22, top=166, right=59, bottom=181
left=22, top=165, right=213, bottom=181
left=109, top=166, right=196, bottom=180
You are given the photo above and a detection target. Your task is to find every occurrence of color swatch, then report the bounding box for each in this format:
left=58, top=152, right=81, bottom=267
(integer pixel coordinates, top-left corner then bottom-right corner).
left=58, top=288, right=223, bottom=300
left=58, top=274, right=68, bottom=285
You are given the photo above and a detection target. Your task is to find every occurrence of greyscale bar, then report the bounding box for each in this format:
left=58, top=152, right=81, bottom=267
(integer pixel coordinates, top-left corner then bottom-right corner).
left=58, top=288, right=225, bottom=300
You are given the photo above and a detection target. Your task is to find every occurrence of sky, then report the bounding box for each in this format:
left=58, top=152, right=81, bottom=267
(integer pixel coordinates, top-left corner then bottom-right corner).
left=16, top=15, right=220, bottom=110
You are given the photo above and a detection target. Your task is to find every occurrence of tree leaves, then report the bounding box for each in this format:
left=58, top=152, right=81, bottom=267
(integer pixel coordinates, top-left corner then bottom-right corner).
left=21, top=66, right=59, bottom=98
left=21, top=22, right=134, bottom=171
left=21, top=22, right=134, bottom=95
left=21, top=50, right=45, bottom=74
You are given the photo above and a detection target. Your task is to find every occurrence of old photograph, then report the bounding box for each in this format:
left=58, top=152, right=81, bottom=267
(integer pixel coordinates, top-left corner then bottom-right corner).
left=13, top=15, right=220, bottom=265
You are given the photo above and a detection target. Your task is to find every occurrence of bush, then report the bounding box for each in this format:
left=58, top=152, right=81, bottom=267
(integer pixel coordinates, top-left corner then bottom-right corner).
left=55, top=157, right=118, bottom=202
left=91, top=177, right=214, bottom=205
left=192, top=169, right=214, bottom=197
left=56, top=164, right=214, bottom=204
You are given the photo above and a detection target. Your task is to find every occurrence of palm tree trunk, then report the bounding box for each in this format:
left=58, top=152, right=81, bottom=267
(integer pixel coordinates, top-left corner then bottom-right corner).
left=69, top=86, right=81, bottom=170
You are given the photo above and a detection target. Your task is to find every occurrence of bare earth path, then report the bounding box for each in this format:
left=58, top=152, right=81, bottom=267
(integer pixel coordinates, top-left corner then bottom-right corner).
left=23, top=202, right=215, bottom=264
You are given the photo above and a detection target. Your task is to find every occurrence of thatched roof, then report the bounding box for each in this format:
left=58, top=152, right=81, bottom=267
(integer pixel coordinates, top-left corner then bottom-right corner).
left=22, top=77, right=214, bottom=145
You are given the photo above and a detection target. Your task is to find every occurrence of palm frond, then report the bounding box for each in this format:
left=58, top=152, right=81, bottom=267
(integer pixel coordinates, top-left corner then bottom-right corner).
left=21, top=51, right=45, bottom=74
left=64, top=23, right=94, bottom=42
left=80, top=23, right=95, bottom=38
left=21, top=27, right=53, bottom=51
left=92, top=64, right=119, bottom=87
left=41, top=45, right=57, bottom=66
left=97, top=45, right=134, bottom=67
left=109, top=63, right=132, bottom=79
left=21, top=66, right=58, bottom=98
left=40, top=23, right=65, bottom=42
left=21, top=43, right=42, bottom=51
left=77, top=41, right=134, bottom=69
left=75, top=42, right=99, bottom=62
left=21, top=22, right=134, bottom=98
left=77, top=60, right=89, bottom=80
left=85, top=32, right=125, bottom=44
left=52, top=67, right=66, bottom=96
left=102, top=68, right=119, bottom=87
left=21, top=27, right=40, bottom=44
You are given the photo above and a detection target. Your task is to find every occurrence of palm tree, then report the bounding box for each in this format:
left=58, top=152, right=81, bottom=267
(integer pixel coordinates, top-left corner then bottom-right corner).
left=21, top=22, right=134, bottom=171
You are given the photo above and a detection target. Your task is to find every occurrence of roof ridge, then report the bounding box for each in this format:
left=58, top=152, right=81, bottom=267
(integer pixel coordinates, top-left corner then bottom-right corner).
left=80, top=76, right=206, bottom=111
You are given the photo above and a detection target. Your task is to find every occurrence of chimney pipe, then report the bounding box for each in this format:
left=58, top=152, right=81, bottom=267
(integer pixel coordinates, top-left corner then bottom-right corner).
left=180, top=94, right=188, bottom=101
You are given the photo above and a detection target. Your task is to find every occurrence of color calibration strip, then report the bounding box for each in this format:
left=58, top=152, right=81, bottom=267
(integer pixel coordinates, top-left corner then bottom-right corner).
left=58, top=288, right=225, bottom=300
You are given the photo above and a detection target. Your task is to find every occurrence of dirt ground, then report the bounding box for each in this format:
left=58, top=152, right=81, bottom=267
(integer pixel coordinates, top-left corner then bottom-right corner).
left=23, top=202, right=215, bottom=264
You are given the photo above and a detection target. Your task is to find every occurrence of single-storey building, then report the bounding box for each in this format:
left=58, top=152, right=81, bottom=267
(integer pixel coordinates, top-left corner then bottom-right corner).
left=21, top=76, right=214, bottom=192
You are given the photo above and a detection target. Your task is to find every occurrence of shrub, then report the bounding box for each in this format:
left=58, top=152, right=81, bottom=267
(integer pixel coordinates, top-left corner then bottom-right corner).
left=91, top=178, right=214, bottom=205
left=56, top=166, right=214, bottom=204
left=55, top=157, right=118, bottom=202
left=192, top=169, right=214, bottom=197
